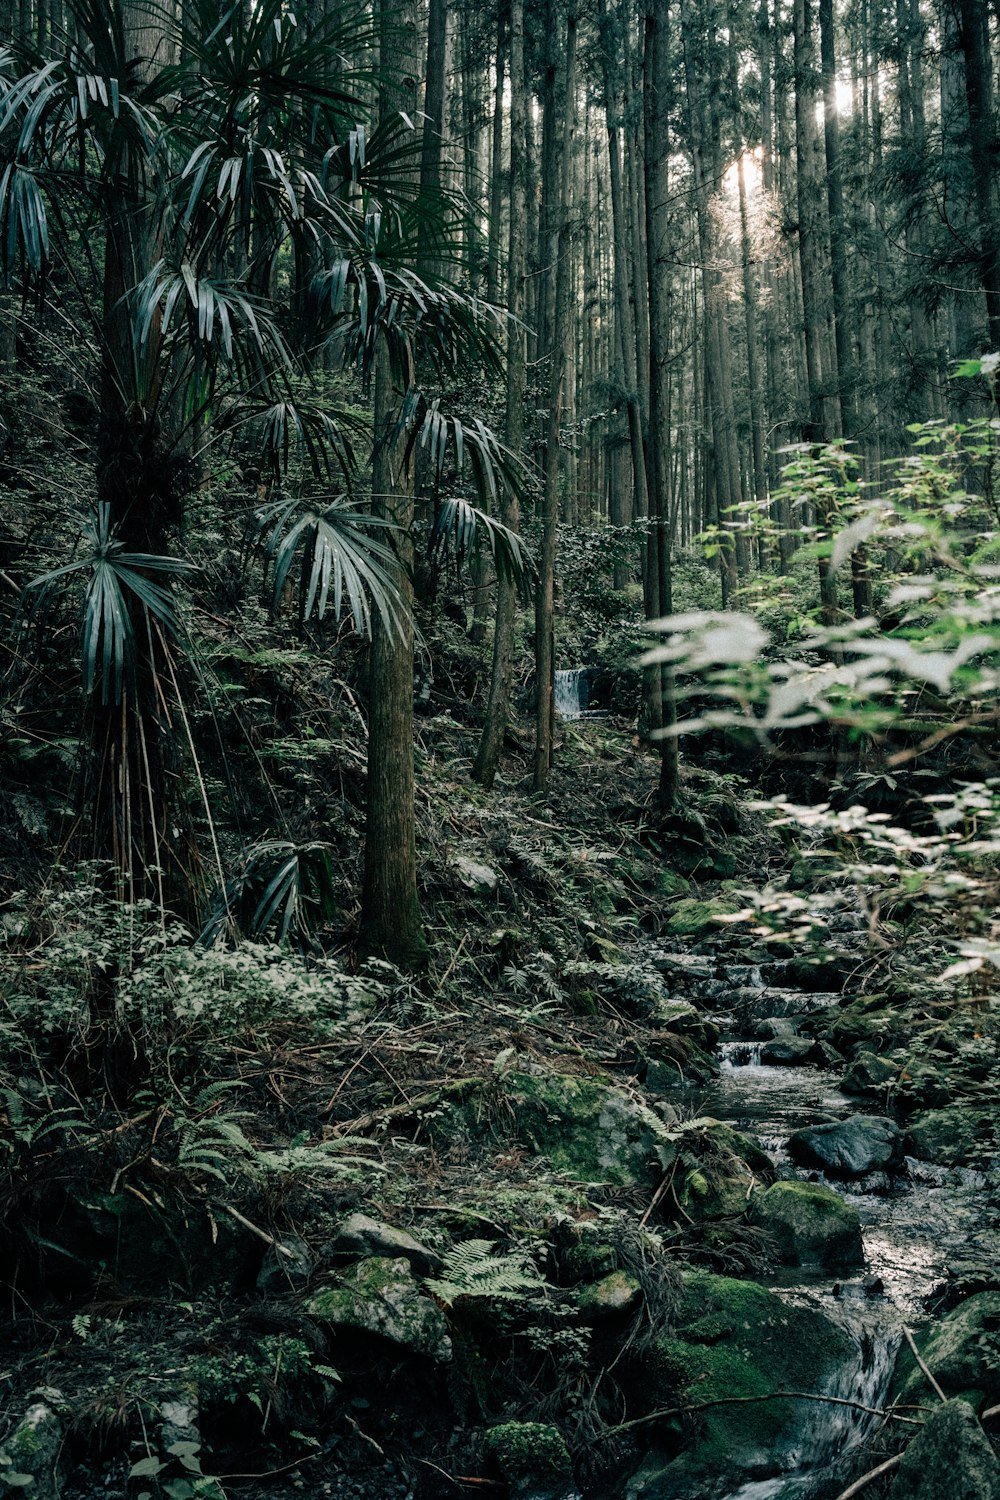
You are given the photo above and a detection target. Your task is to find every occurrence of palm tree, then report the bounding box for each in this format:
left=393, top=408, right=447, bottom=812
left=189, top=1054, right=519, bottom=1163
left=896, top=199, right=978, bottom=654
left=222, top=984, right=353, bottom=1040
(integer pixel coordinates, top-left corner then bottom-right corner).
left=0, top=0, right=523, bottom=937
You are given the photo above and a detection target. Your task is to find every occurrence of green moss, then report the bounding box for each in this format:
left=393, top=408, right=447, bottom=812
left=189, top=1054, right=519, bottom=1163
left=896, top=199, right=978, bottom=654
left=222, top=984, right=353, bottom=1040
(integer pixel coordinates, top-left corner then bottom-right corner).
left=655, top=870, right=691, bottom=898
left=907, top=1108, right=996, bottom=1166
left=641, top=1272, right=852, bottom=1488
left=894, top=1294, right=1000, bottom=1406
left=498, top=1070, right=670, bottom=1186
left=575, top=1271, right=642, bottom=1319
left=484, top=1422, right=572, bottom=1482
left=665, top=898, right=740, bottom=938
left=749, top=1180, right=863, bottom=1266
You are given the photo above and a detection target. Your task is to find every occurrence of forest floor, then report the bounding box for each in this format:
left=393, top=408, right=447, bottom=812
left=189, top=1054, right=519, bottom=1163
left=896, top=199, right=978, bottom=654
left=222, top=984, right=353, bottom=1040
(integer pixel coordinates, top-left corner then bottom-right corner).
left=3, top=708, right=1000, bottom=1500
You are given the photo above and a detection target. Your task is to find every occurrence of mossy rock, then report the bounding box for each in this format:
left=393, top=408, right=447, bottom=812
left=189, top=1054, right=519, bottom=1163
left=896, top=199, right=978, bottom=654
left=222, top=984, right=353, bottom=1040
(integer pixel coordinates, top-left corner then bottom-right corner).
left=887, top=1399, right=1000, bottom=1500
left=655, top=870, right=691, bottom=899
left=307, top=1256, right=451, bottom=1362
left=0, top=1400, right=63, bottom=1500
left=841, top=1049, right=899, bottom=1096
left=650, top=998, right=720, bottom=1051
left=559, top=1224, right=618, bottom=1284
left=907, top=1108, right=997, bottom=1168
left=630, top=1272, right=853, bottom=1497
left=749, top=1180, right=863, bottom=1266
left=500, top=1069, right=675, bottom=1187
left=666, top=897, right=741, bottom=940
left=662, top=1118, right=773, bottom=1221
left=574, top=1271, right=643, bottom=1321
left=893, top=1294, right=1000, bottom=1407
left=484, top=1422, right=574, bottom=1499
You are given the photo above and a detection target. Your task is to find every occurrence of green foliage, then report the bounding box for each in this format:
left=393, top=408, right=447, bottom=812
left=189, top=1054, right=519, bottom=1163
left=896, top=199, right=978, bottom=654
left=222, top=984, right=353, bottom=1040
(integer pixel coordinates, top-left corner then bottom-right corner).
left=425, top=1239, right=546, bottom=1308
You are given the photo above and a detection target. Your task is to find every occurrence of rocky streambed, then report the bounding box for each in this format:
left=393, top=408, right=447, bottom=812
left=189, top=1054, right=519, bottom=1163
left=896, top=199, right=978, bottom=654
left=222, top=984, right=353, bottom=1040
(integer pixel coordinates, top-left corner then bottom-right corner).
left=642, top=941, right=1000, bottom=1500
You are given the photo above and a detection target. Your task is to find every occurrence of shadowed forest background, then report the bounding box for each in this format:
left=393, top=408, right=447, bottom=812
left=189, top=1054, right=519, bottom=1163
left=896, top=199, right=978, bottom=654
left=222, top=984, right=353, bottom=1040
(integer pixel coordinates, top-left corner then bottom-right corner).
left=1, top=0, right=1000, bottom=1498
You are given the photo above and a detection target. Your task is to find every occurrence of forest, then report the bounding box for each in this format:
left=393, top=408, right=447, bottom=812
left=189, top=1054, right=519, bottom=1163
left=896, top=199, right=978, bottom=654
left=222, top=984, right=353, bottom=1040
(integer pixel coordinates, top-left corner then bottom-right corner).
left=1, top=0, right=1000, bottom=1496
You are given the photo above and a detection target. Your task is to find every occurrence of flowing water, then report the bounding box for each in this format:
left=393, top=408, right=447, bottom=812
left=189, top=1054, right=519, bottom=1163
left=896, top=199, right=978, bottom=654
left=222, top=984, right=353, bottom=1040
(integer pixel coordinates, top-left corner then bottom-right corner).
left=555, top=668, right=589, bottom=719
left=659, top=951, right=1000, bottom=1499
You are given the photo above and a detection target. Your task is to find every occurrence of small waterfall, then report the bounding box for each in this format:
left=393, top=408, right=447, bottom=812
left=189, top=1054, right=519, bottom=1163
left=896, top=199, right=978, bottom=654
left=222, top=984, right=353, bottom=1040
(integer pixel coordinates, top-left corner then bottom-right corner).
left=554, top=668, right=589, bottom=719
left=720, top=1040, right=765, bottom=1070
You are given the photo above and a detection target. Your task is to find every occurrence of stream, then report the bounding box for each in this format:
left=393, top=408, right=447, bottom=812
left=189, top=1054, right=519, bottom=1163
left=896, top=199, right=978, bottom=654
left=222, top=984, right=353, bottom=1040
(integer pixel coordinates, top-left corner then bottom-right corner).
left=663, top=951, right=1000, bottom=1499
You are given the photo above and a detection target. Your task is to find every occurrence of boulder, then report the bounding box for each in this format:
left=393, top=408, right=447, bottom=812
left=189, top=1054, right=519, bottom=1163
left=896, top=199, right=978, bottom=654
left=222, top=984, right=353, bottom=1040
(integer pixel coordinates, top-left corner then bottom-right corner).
left=257, top=1233, right=314, bottom=1294
left=574, top=1272, right=643, bottom=1322
left=501, top=1069, right=674, bottom=1187
left=307, top=1256, right=451, bottom=1362
left=484, top=1422, right=578, bottom=1500
left=787, top=1116, right=902, bottom=1178
left=665, top=897, right=741, bottom=940
left=452, top=854, right=499, bottom=893
left=841, top=1050, right=898, bottom=1095
left=761, top=1035, right=818, bottom=1066
left=650, top=998, right=720, bottom=1051
left=749, top=1180, right=864, bottom=1266
left=0, top=1398, right=63, bottom=1500
left=658, top=1117, right=773, bottom=1221
left=895, top=1294, right=1000, bottom=1407
left=330, top=1213, right=440, bottom=1275
left=628, top=1272, right=852, bottom=1499
left=888, top=1400, right=1000, bottom=1500
left=907, top=1108, right=996, bottom=1168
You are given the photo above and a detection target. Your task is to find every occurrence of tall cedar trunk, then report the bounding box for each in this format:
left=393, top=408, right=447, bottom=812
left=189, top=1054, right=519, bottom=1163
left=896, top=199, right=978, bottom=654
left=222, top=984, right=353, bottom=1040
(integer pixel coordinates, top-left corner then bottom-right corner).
left=643, top=0, right=678, bottom=806
left=819, top=0, right=871, bottom=615
left=597, top=0, right=649, bottom=586
left=472, top=0, right=527, bottom=790
left=680, top=0, right=739, bottom=604
left=728, top=8, right=767, bottom=532
left=793, top=0, right=839, bottom=626
left=359, top=0, right=428, bottom=967
left=533, top=5, right=576, bottom=793
left=957, top=0, right=1000, bottom=356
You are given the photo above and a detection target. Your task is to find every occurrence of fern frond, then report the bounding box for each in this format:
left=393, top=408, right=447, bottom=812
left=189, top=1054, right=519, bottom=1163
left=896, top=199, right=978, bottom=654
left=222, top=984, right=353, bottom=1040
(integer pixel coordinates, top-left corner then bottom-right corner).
left=424, top=1239, right=545, bottom=1308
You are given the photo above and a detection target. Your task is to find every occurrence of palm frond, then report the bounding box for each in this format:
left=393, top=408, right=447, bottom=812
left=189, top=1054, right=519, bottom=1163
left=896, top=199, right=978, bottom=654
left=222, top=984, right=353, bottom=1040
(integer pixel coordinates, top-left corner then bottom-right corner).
left=256, top=495, right=406, bottom=639
left=24, top=503, right=192, bottom=704
left=199, top=838, right=337, bottom=949
left=431, top=497, right=534, bottom=598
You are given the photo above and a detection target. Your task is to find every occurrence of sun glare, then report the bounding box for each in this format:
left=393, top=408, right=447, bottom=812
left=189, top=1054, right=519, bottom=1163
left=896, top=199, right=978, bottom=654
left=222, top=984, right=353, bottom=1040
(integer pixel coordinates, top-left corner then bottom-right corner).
left=723, top=146, right=764, bottom=199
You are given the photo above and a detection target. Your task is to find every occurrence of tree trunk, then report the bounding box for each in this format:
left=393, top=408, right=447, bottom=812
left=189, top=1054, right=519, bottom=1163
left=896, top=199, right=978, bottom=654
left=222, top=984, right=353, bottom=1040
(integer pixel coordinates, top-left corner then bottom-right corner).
left=359, top=0, right=428, bottom=967
left=472, top=0, right=528, bottom=790
left=533, top=3, right=576, bottom=793
left=643, top=0, right=678, bottom=806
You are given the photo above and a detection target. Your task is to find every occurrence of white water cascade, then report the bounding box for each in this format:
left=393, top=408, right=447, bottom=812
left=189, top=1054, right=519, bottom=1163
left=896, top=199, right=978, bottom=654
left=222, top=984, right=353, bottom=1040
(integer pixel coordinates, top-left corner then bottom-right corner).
left=554, top=668, right=589, bottom=719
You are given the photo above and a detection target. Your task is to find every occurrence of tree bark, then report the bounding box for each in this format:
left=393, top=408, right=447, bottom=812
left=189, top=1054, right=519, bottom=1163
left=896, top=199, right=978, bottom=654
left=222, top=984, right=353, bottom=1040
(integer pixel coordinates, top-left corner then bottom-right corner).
left=472, top=0, right=528, bottom=790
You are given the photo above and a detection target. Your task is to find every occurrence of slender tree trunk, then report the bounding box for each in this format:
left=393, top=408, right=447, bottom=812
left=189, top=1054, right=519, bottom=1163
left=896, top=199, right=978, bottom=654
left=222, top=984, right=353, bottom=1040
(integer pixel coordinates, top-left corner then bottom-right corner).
left=643, top=0, right=678, bottom=806
left=957, top=0, right=1000, bottom=354
left=360, top=0, right=427, bottom=967
left=533, top=4, right=576, bottom=793
left=472, top=0, right=528, bottom=790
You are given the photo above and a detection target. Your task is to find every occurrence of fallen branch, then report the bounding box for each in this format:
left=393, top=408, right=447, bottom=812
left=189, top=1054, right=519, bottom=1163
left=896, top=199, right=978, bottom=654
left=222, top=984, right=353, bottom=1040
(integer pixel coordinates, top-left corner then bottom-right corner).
left=832, top=1400, right=1000, bottom=1500
left=600, top=1389, right=923, bottom=1438
left=833, top=1451, right=904, bottom=1500
left=902, top=1325, right=946, bottom=1403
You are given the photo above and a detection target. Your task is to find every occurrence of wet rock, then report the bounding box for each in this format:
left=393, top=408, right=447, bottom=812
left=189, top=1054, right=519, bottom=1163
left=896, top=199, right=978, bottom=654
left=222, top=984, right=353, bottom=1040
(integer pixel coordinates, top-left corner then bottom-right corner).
left=484, top=1422, right=577, bottom=1500
left=0, top=1396, right=63, bottom=1500
left=307, top=1256, right=451, bottom=1362
left=500, top=1069, right=675, bottom=1187
left=749, top=1180, right=864, bottom=1266
left=895, top=1293, right=1000, bottom=1406
left=755, top=1016, right=798, bottom=1040
left=452, top=854, right=499, bottom=892
left=628, top=1272, right=853, bottom=1499
left=787, top=1116, right=902, bottom=1178
left=841, top=1049, right=898, bottom=1095
left=658, top=1117, right=773, bottom=1220
left=887, top=1399, right=1000, bottom=1500
left=650, top=952, right=712, bottom=982
left=330, top=1213, right=440, bottom=1275
left=760, top=1035, right=818, bottom=1066
left=649, top=997, right=720, bottom=1050
left=665, top=897, right=742, bottom=939
left=558, top=1223, right=618, bottom=1284
left=574, top=1271, right=642, bottom=1321
left=257, top=1233, right=314, bottom=1293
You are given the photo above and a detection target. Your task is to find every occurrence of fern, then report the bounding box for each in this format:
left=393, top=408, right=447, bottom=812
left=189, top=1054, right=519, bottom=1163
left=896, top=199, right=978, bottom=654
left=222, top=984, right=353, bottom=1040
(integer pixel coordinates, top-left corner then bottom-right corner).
left=424, top=1239, right=545, bottom=1308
